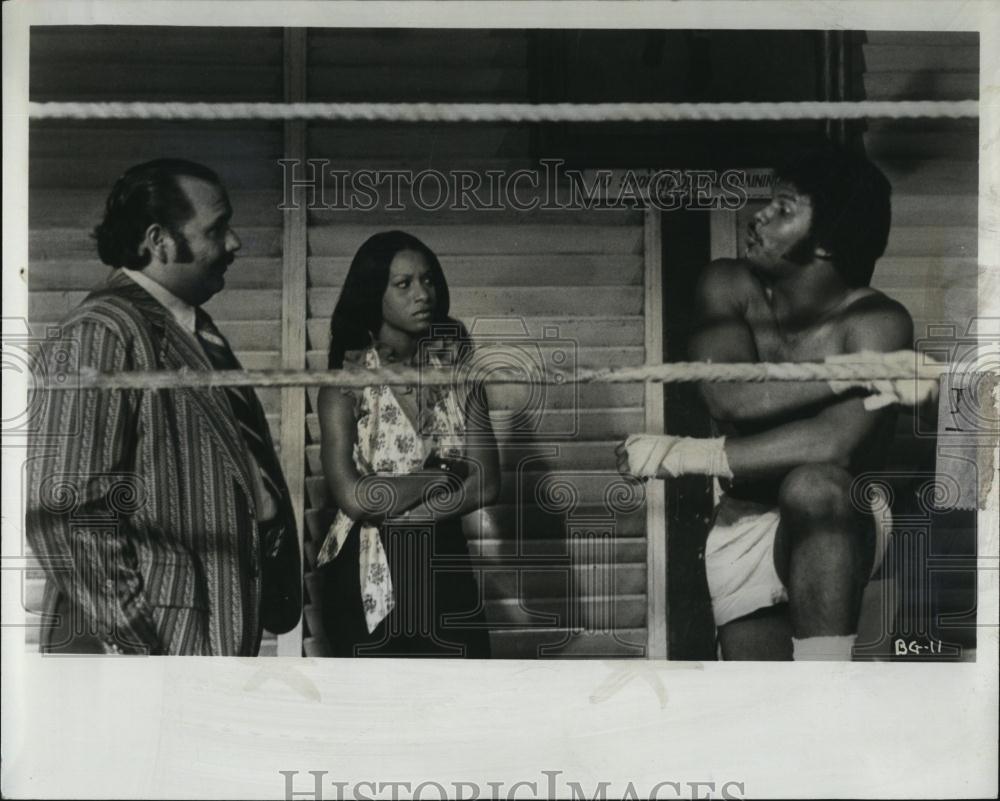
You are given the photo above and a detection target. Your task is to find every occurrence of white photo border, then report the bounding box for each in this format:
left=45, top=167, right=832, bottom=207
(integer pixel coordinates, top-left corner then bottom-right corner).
left=2, top=2, right=997, bottom=799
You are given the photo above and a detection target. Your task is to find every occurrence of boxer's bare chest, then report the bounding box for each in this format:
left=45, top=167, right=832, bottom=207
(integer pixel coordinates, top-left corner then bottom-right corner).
left=743, top=287, right=869, bottom=363
left=725, top=283, right=886, bottom=502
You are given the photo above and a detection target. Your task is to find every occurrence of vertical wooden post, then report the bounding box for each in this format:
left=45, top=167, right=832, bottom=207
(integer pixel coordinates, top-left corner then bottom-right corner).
left=644, top=208, right=668, bottom=659
left=276, top=27, right=308, bottom=657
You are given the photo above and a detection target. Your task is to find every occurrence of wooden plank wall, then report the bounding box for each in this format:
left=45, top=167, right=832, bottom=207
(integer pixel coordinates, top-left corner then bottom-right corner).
left=858, top=32, right=980, bottom=652
left=860, top=31, right=979, bottom=473
left=861, top=32, right=979, bottom=347
left=25, top=27, right=655, bottom=658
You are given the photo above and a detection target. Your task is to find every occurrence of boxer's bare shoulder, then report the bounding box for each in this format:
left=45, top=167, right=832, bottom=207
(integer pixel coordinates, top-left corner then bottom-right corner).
left=836, top=289, right=914, bottom=353
left=695, top=258, right=765, bottom=317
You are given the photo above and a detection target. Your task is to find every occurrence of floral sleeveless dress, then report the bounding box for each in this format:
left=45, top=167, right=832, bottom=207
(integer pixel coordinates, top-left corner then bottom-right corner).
left=316, top=343, right=489, bottom=657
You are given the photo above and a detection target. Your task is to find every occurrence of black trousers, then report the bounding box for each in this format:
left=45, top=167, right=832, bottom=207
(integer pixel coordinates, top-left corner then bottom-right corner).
left=319, top=517, right=491, bottom=658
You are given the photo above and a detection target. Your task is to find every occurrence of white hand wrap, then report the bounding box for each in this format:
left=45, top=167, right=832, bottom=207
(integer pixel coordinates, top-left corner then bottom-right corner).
left=624, top=434, right=733, bottom=479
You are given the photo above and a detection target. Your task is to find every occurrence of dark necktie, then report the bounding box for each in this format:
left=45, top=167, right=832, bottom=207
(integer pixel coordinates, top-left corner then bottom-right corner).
left=195, top=308, right=284, bottom=506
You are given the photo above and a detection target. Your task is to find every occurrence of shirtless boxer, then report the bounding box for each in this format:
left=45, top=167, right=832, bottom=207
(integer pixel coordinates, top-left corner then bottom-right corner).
left=618, top=147, right=934, bottom=660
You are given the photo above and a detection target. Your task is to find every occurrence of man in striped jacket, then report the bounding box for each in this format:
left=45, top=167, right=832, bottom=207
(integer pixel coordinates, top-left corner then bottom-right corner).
left=26, top=159, right=301, bottom=655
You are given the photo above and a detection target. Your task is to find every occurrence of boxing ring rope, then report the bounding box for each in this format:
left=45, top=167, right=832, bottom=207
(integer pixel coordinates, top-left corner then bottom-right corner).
left=28, top=99, right=979, bottom=122
left=33, top=351, right=951, bottom=392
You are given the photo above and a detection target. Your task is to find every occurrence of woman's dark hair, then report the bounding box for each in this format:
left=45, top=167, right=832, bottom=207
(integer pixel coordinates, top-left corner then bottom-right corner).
left=774, top=146, right=892, bottom=288
left=93, top=158, right=222, bottom=269
left=328, top=230, right=464, bottom=368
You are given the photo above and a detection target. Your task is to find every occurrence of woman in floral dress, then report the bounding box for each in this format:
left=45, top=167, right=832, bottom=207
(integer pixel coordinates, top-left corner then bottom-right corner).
left=316, top=231, right=497, bottom=657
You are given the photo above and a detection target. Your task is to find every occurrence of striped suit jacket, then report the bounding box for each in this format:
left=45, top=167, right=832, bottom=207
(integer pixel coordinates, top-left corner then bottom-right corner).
left=26, top=271, right=301, bottom=655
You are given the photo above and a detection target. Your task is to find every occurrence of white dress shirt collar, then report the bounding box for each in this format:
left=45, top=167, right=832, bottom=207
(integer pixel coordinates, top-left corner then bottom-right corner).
left=121, top=268, right=198, bottom=334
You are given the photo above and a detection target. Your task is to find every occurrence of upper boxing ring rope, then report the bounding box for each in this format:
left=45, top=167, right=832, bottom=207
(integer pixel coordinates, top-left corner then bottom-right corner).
left=28, top=99, right=979, bottom=122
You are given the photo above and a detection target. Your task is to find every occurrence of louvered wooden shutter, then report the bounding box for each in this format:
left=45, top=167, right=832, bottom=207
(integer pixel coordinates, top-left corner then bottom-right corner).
left=861, top=31, right=978, bottom=472
left=861, top=33, right=978, bottom=344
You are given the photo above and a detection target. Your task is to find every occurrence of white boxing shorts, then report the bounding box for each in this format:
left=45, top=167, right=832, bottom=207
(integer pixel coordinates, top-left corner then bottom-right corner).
left=705, top=489, right=891, bottom=627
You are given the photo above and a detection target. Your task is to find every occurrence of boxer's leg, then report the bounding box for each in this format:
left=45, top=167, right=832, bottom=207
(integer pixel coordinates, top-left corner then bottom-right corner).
left=774, top=464, right=876, bottom=644
left=717, top=604, right=793, bottom=660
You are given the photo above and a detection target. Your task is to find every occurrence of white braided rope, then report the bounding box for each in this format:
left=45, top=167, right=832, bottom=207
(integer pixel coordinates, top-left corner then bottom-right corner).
left=28, top=100, right=978, bottom=122
left=33, top=351, right=955, bottom=392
